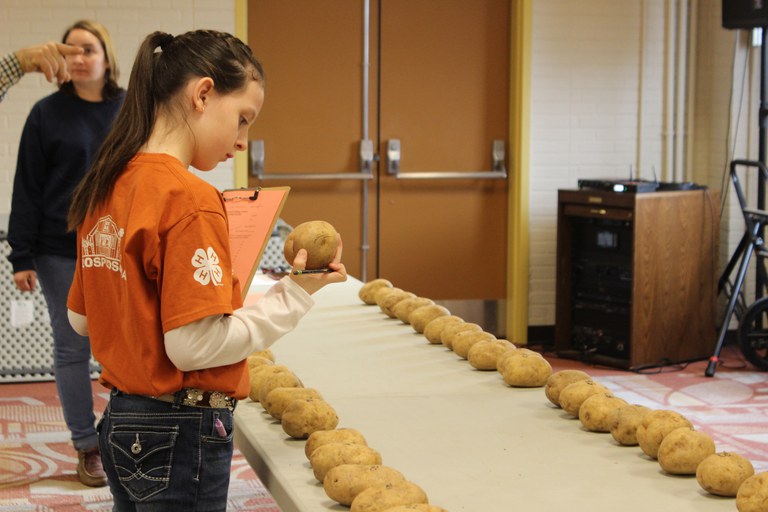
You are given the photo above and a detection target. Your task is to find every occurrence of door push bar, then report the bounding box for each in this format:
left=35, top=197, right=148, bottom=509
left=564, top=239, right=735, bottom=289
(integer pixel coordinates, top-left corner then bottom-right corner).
left=385, top=139, right=507, bottom=180
left=249, top=140, right=375, bottom=180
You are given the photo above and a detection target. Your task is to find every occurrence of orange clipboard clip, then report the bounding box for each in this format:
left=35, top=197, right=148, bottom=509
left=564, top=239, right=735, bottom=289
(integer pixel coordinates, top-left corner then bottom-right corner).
left=222, top=186, right=290, bottom=299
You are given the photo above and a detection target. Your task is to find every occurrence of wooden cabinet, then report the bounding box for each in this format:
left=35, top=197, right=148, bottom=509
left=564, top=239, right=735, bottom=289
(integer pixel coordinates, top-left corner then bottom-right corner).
left=554, top=189, right=718, bottom=369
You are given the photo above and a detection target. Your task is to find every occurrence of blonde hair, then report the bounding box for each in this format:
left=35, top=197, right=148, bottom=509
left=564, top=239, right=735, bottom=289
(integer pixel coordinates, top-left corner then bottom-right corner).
left=60, top=19, right=121, bottom=100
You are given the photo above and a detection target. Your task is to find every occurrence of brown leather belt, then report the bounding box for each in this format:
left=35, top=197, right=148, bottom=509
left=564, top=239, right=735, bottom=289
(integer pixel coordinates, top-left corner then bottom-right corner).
left=149, top=388, right=236, bottom=410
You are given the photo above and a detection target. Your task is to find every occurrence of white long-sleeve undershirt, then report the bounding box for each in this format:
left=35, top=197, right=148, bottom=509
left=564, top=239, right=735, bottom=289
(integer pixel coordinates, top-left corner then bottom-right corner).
left=67, top=276, right=313, bottom=371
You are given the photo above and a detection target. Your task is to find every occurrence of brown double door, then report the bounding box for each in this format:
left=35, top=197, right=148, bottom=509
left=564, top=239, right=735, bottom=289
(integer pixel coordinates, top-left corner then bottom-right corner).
left=248, top=0, right=510, bottom=328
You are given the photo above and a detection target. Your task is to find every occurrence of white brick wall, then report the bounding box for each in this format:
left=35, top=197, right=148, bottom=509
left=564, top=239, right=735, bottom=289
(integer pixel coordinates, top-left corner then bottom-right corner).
left=528, top=0, right=735, bottom=326
left=530, top=0, right=646, bottom=326
left=0, top=0, right=238, bottom=230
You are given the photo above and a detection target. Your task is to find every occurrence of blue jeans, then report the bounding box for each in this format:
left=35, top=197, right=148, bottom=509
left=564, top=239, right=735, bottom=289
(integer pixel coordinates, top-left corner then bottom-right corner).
left=35, top=254, right=98, bottom=451
left=99, top=389, right=234, bottom=511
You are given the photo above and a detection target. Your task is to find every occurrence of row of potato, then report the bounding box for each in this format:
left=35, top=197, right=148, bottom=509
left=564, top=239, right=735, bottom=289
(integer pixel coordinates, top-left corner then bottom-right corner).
left=358, top=278, right=768, bottom=512
left=545, top=370, right=768, bottom=511
left=245, top=349, right=449, bottom=512
left=358, top=279, right=554, bottom=387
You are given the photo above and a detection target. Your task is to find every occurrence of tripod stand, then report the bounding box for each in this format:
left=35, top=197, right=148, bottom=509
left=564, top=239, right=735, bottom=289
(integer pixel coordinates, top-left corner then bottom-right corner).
left=705, top=28, right=768, bottom=377
left=706, top=160, right=768, bottom=376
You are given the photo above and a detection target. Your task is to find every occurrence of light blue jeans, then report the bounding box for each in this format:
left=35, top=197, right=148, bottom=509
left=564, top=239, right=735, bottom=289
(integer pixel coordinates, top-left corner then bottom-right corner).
left=100, top=389, right=234, bottom=511
left=35, top=254, right=98, bottom=451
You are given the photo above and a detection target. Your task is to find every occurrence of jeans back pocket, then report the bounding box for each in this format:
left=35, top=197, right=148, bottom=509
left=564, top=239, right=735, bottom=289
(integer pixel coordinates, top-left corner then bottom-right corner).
left=109, top=423, right=179, bottom=501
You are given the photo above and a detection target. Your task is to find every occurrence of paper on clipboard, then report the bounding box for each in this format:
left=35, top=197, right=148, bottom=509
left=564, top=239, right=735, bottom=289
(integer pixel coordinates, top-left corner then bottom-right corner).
left=222, top=186, right=290, bottom=299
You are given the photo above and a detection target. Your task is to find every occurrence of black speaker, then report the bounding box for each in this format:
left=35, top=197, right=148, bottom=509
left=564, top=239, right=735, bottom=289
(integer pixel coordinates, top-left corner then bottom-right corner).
left=723, top=0, right=768, bottom=29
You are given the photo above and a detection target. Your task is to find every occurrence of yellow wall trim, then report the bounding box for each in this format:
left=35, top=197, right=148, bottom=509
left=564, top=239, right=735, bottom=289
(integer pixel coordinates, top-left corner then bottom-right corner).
left=507, top=0, right=532, bottom=344
left=234, top=0, right=249, bottom=188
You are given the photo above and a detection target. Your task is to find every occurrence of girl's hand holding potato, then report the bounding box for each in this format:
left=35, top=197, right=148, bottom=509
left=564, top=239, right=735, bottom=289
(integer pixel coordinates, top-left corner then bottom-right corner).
left=289, top=234, right=347, bottom=295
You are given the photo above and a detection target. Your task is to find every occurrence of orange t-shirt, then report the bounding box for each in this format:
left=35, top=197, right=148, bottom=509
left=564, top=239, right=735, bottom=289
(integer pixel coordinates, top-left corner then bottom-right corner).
left=67, top=153, right=249, bottom=398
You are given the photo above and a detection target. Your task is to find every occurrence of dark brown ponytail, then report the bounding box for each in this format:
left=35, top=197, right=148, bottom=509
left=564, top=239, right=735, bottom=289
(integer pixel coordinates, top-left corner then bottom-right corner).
left=68, top=30, right=264, bottom=230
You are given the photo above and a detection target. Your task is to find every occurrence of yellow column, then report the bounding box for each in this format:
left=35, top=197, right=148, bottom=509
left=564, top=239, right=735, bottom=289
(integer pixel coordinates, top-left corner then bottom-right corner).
left=234, top=0, right=249, bottom=188
left=507, top=0, right=532, bottom=344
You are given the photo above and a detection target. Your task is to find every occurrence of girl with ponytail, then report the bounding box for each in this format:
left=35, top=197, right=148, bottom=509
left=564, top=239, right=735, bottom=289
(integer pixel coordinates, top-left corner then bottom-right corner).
left=66, top=29, right=346, bottom=509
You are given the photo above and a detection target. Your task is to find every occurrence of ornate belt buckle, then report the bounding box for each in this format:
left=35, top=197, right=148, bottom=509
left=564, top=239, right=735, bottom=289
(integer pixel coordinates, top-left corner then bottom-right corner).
left=208, top=391, right=230, bottom=409
left=182, top=388, right=204, bottom=407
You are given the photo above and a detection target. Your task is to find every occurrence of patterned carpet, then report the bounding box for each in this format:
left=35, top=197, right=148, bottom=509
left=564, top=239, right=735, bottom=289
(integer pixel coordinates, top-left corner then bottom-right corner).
left=0, top=381, right=280, bottom=511
left=547, top=344, right=768, bottom=474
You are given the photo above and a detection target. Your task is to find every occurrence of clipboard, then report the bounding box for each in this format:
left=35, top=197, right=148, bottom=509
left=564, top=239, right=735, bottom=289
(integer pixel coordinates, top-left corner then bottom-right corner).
left=222, top=186, right=290, bottom=299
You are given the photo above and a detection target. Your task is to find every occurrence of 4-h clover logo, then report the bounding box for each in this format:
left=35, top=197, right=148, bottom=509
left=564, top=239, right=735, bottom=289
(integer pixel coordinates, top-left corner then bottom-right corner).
left=192, top=247, right=224, bottom=286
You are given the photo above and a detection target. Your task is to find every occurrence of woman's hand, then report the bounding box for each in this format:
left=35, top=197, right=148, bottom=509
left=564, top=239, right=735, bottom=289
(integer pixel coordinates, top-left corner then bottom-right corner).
left=13, top=270, right=37, bottom=292
left=289, top=234, right=347, bottom=295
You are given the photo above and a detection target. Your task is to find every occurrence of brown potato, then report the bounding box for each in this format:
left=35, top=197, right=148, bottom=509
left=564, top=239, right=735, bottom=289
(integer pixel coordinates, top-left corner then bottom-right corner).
left=359, top=279, right=394, bottom=305
left=350, top=482, right=429, bottom=512
left=496, top=349, right=544, bottom=374
left=697, top=452, right=755, bottom=497
left=284, top=232, right=295, bottom=262
left=609, top=404, right=652, bottom=446
left=423, top=315, right=464, bottom=344
left=636, top=409, right=693, bottom=459
left=736, top=471, right=768, bottom=512
left=258, top=371, right=303, bottom=405
left=281, top=398, right=339, bottom=439
left=467, top=339, right=517, bottom=370
left=374, top=286, right=401, bottom=306
left=381, top=506, right=449, bottom=512
left=283, top=220, right=338, bottom=269
left=252, top=348, right=274, bottom=360
left=263, top=387, right=322, bottom=420
left=409, top=305, right=450, bottom=333
left=310, top=442, right=382, bottom=482
left=246, top=355, right=274, bottom=372
left=500, top=353, right=552, bottom=387
left=305, top=427, right=368, bottom=459
left=578, top=392, right=628, bottom=432
left=247, top=346, right=274, bottom=363
left=452, top=331, right=496, bottom=359
left=378, top=289, right=417, bottom=318
left=657, top=427, right=716, bottom=475
left=248, top=364, right=292, bottom=402
left=324, top=464, right=407, bottom=506
left=558, top=379, right=609, bottom=417
left=545, top=369, right=591, bottom=407
left=441, top=322, right=482, bottom=349
left=393, top=297, right=435, bottom=324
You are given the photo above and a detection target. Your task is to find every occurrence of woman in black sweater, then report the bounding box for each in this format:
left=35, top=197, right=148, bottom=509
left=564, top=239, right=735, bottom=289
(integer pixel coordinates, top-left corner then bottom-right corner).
left=7, top=19, right=124, bottom=488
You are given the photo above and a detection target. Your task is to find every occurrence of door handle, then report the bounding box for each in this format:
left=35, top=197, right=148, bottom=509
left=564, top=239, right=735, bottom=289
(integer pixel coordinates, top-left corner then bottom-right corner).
left=385, top=139, right=507, bottom=179
left=249, top=140, right=374, bottom=180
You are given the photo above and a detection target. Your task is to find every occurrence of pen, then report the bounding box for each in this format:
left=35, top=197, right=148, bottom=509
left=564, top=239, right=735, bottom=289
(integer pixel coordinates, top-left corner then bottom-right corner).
left=292, top=268, right=333, bottom=275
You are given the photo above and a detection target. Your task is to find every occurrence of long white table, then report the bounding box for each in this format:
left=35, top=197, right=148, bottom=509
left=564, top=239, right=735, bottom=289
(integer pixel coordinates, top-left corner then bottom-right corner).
left=234, top=278, right=736, bottom=512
